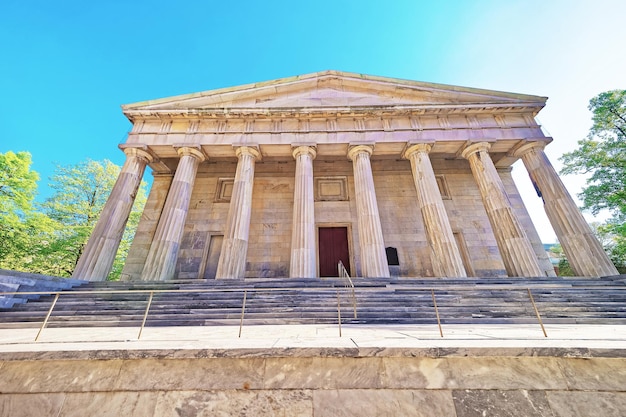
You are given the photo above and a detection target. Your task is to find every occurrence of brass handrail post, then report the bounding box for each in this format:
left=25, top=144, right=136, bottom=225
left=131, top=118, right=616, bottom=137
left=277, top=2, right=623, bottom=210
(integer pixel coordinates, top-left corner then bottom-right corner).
left=527, top=288, right=548, bottom=337
left=35, top=292, right=60, bottom=342
left=431, top=289, right=443, bottom=338
left=138, top=291, right=154, bottom=340
left=337, top=290, right=342, bottom=337
left=239, top=290, right=247, bottom=338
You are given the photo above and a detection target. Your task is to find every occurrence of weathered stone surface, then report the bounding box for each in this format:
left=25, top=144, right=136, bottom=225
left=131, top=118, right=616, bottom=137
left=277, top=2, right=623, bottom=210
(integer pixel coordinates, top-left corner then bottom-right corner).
left=154, top=390, right=313, bottom=417
left=0, top=393, right=65, bottom=417
left=313, top=389, right=457, bottom=417
left=59, top=392, right=159, bottom=417
left=382, top=357, right=448, bottom=389
left=558, top=358, right=626, bottom=391
left=115, top=358, right=265, bottom=391
left=442, top=357, right=568, bottom=390
left=264, top=357, right=384, bottom=389
left=382, top=357, right=568, bottom=390
left=547, top=391, right=626, bottom=417
left=0, top=359, right=123, bottom=393
left=0, top=351, right=625, bottom=417
left=452, top=389, right=554, bottom=417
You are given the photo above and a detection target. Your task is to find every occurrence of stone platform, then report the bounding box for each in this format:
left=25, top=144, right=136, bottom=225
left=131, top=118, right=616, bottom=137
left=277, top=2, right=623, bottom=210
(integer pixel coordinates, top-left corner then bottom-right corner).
left=2, top=272, right=626, bottom=415
left=1, top=324, right=626, bottom=417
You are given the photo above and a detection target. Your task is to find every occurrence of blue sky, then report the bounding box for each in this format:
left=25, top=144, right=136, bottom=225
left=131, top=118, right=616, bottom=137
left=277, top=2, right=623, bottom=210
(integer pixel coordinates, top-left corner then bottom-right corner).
left=1, top=0, right=625, bottom=242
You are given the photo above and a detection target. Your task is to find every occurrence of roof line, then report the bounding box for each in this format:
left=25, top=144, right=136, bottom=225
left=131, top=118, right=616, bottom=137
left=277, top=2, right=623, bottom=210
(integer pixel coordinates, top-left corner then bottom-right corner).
left=122, top=70, right=548, bottom=110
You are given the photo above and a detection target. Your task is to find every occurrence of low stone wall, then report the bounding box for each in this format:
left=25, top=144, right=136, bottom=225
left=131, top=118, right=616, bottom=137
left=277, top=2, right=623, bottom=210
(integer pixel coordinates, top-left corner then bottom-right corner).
left=1, top=348, right=625, bottom=416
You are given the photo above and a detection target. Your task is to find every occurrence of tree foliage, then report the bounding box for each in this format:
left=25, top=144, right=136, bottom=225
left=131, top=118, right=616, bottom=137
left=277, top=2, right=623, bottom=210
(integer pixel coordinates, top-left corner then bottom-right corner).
left=40, top=160, right=121, bottom=275
left=0, top=151, right=39, bottom=214
left=0, top=153, right=147, bottom=280
left=0, top=151, right=39, bottom=264
left=560, top=90, right=626, bottom=269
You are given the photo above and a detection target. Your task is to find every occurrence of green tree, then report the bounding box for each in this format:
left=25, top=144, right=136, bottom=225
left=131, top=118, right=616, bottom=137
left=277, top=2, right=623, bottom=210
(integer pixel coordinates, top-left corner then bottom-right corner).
left=560, top=89, right=626, bottom=270
left=0, top=151, right=40, bottom=268
left=36, top=159, right=147, bottom=279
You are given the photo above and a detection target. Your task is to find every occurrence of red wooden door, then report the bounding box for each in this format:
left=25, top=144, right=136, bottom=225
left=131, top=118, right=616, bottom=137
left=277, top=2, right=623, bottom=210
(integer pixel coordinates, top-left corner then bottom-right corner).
left=318, top=227, right=350, bottom=277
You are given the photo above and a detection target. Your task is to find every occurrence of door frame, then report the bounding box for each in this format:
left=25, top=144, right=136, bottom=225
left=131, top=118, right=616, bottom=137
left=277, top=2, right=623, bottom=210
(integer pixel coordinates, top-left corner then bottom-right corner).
left=198, top=231, right=224, bottom=279
left=316, top=223, right=355, bottom=278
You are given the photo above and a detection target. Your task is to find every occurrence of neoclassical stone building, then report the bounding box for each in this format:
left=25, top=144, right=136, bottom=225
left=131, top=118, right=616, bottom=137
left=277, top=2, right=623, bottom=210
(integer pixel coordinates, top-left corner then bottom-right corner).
left=72, top=71, right=618, bottom=281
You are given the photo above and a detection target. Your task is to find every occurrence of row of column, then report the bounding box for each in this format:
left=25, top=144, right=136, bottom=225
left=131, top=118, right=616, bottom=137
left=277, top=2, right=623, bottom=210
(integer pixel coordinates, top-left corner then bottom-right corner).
left=73, top=141, right=618, bottom=281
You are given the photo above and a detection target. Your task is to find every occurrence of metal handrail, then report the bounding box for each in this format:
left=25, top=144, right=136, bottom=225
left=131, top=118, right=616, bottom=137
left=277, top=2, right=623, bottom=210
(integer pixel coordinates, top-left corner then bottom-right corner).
left=527, top=288, right=548, bottom=337
left=34, top=293, right=60, bottom=342
left=431, top=289, right=443, bottom=338
left=2, top=283, right=620, bottom=297
left=239, top=290, right=247, bottom=338
left=336, top=290, right=342, bottom=337
left=4, top=283, right=622, bottom=341
left=338, top=261, right=358, bottom=319
left=137, top=291, right=154, bottom=340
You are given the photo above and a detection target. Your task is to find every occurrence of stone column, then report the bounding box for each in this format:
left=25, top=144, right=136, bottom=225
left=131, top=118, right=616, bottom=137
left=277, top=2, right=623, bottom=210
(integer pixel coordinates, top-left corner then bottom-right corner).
left=462, top=142, right=543, bottom=277
left=216, top=146, right=261, bottom=279
left=515, top=142, right=618, bottom=277
left=72, top=147, right=153, bottom=281
left=141, top=146, right=205, bottom=281
left=348, top=145, right=390, bottom=278
left=290, top=146, right=317, bottom=278
left=403, top=143, right=467, bottom=277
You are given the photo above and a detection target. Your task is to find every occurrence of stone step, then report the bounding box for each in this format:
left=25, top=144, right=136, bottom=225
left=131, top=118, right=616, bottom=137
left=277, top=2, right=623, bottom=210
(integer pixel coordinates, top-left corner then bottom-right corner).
left=1, top=273, right=625, bottom=328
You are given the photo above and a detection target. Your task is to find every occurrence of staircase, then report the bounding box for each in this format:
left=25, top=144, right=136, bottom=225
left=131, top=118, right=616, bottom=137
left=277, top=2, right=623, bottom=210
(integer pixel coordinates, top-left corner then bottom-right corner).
left=0, top=269, right=84, bottom=309
left=1, top=272, right=626, bottom=329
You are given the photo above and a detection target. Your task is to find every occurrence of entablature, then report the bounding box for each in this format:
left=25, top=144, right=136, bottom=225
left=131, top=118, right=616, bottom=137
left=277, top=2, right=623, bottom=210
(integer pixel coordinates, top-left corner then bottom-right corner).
left=122, top=137, right=553, bottom=173
left=124, top=102, right=545, bottom=123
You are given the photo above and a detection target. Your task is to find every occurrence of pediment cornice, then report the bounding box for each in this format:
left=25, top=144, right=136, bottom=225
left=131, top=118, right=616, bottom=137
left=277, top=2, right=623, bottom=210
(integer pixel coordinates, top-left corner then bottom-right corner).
left=122, top=70, right=546, bottom=122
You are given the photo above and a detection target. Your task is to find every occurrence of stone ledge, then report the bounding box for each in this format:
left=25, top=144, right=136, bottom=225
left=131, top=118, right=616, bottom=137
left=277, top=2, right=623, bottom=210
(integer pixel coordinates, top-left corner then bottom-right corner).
left=1, top=324, right=626, bottom=360
left=2, top=346, right=626, bottom=362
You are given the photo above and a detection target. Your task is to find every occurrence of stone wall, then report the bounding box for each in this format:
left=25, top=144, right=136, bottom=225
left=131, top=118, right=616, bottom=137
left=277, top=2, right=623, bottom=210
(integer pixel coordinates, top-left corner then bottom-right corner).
left=122, top=156, right=549, bottom=279
left=1, top=351, right=624, bottom=416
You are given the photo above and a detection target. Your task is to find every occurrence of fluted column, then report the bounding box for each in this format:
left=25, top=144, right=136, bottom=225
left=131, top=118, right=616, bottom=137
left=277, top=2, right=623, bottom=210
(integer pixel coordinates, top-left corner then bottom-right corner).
left=290, top=146, right=317, bottom=278
left=403, top=144, right=467, bottom=277
left=348, top=145, right=390, bottom=278
left=216, top=146, right=261, bottom=279
left=72, top=147, right=153, bottom=281
left=462, top=142, right=543, bottom=277
left=515, top=142, right=618, bottom=277
left=141, top=146, right=205, bottom=281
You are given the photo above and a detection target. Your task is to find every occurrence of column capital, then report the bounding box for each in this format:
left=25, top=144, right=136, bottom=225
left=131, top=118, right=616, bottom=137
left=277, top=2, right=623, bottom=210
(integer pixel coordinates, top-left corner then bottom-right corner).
left=122, top=146, right=154, bottom=164
left=175, top=145, right=207, bottom=162
left=461, top=141, right=491, bottom=159
left=347, top=144, right=374, bottom=160
left=292, top=145, right=317, bottom=160
left=402, top=143, right=433, bottom=159
left=235, top=146, right=261, bottom=160
left=512, top=141, right=548, bottom=158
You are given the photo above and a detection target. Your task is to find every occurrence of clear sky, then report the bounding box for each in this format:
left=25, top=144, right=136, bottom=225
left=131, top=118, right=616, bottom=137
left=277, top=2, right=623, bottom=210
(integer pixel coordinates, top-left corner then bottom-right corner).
left=1, top=0, right=625, bottom=242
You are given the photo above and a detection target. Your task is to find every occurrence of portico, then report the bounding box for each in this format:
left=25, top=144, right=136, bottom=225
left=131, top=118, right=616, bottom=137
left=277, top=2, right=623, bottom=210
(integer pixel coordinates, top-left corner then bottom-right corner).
left=72, top=71, right=618, bottom=281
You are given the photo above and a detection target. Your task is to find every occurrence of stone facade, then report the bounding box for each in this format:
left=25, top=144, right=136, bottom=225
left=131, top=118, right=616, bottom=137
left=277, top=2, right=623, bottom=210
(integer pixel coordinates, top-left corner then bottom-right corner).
left=2, top=351, right=625, bottom=416
left=72, top=70, right=618, bottom=281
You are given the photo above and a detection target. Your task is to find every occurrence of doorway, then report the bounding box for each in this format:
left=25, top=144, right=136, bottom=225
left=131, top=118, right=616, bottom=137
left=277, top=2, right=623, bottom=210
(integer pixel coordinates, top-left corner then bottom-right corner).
left=201, top=234, right=223, bottom=279
left=318, top=227, right=351, bottom=277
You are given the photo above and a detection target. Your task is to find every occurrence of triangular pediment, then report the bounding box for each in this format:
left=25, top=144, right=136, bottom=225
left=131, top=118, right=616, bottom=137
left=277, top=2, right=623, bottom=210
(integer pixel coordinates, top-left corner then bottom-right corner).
left=123, top=70, right=546, bottom=113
